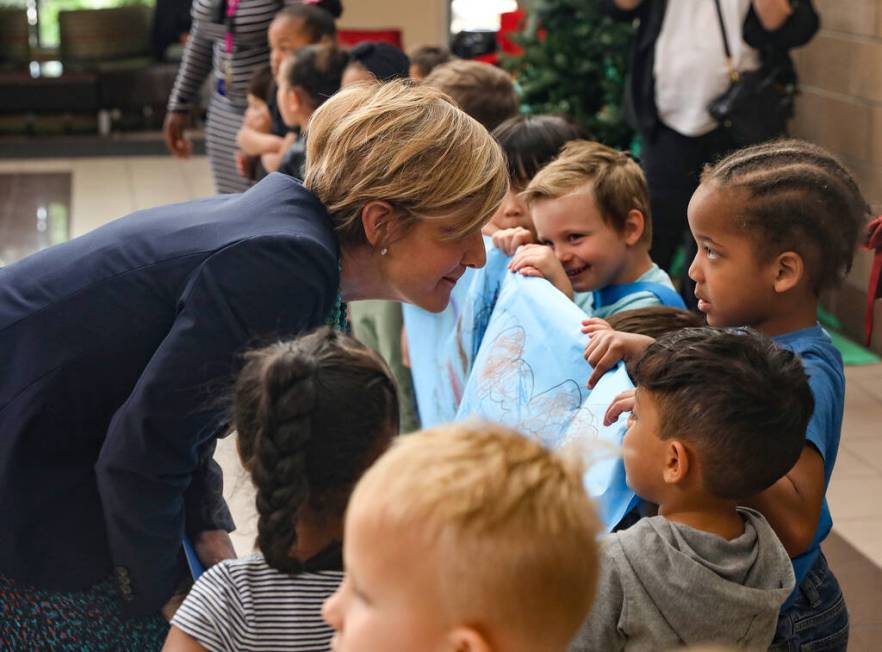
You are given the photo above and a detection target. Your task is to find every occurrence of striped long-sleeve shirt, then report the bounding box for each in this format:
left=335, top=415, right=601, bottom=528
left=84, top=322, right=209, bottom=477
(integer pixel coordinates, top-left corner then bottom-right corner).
left=167, top=0, right=301, bottom=112
left=172, top=555, right=343, bottom=651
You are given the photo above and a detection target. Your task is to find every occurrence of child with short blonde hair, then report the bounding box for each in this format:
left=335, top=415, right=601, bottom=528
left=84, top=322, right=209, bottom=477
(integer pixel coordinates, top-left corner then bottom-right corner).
left=423, top=60, right=519, bottom=131
left=323, top=422, right=600, bottom=652
left=508, top=140, right=681, bottom=316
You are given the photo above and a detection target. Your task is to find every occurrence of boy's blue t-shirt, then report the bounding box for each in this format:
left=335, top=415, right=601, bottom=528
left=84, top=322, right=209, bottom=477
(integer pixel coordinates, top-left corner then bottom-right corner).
left=574, top=264, right=676, bottom=317
left=772, top=325, right=844, bottom=608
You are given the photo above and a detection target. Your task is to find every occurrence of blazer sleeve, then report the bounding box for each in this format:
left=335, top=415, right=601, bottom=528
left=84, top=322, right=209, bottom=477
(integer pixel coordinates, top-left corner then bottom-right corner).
left=184, top=440, right=235, bottom=537
left=95, top=234, right=338, bottom=616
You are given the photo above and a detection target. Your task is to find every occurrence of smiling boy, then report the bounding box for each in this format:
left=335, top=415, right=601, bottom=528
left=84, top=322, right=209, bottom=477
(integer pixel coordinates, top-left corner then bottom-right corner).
left=509, top=141, right=681, bottom=316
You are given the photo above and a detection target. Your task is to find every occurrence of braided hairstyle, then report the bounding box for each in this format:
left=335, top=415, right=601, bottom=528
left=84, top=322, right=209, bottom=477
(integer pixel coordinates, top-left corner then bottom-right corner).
left=276, top=2, right=340, bottom=42
left=233, top=327, right=398, bottom=573
left=702, top=139, right=872, bottom=294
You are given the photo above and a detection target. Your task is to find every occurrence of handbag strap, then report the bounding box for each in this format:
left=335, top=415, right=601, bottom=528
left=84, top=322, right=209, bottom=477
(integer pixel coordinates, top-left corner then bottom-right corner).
left=713, top=0, right=740, bottom=81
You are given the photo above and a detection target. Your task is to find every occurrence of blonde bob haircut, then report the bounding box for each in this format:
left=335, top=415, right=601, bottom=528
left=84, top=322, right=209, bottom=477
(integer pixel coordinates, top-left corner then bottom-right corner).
left=522, top=140, right=653, bottom=246
left=348, top=422, right=600, bottom=651
left=304, top=80, right=508, bottom=248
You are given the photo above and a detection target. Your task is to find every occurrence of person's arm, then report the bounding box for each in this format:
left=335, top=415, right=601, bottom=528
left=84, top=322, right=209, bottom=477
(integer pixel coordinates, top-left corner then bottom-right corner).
left=741, top=443, right=825, bottom=557
left=163, top=627, right=209, bottom=652
left=164, top=20, right=215, bottom=157
left=744, top=0, right=819, bottom=50
left=741, top=349, right=837, bottom=557
left=165, top=561, right=241, bottom=652
left=237, top=126, right=285, bottom=156
left=752, top=0, right=793, bottom=31
left=601, top=0, right=644, bottom=20
left=95, top=236, right=338, bottom=616
left=167, top=20, right=213, bottom=115
left=261, top=132, right=298, bottom=173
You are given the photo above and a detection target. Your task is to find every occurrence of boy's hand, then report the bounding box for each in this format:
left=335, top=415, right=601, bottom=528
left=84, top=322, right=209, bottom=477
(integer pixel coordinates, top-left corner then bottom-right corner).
left=492, top=226, right=535, bottom=256
left=509, top=244, right=573, bottom=299
left=581, top=317, right=612, bottom=334
left=583, top=330, right=654, bottom=388
left=604, top=388, right=635, bottom=426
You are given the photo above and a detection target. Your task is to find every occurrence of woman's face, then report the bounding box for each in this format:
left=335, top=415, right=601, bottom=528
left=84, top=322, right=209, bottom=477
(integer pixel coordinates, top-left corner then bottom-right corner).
left=382, top=216, right=486, bottom=313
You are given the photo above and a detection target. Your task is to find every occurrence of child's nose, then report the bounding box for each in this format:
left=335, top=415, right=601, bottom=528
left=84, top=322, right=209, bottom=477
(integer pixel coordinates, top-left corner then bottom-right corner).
left=463, top=229, right=487, bottom=269
left=687, top=255, right=701, bottom=282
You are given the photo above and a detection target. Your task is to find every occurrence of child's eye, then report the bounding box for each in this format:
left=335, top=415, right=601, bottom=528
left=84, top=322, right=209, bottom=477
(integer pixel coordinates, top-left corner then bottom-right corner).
left=567, top=234, right=583, bottom=243
left=704, top=245, right=719, bottom=260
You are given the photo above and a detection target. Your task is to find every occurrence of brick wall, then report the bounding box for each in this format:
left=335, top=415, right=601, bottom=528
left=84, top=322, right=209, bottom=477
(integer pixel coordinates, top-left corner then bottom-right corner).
left=790, top=0, right=881, bottom=353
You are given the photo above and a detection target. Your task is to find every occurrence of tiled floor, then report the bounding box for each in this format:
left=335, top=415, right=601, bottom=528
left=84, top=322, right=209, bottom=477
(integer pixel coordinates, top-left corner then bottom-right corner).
left=2, top=155, right=881, bottom=648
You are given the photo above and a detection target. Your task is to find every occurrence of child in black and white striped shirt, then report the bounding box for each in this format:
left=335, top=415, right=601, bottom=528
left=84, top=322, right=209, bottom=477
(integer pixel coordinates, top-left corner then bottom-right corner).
left=163, top=328, right=398, bottom=652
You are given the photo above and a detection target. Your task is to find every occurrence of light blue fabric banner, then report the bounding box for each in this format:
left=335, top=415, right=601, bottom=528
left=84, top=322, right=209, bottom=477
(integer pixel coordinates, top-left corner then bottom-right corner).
left=455, top=270, right=638, bottom=529
left=403, top=239, right=508, bottom=428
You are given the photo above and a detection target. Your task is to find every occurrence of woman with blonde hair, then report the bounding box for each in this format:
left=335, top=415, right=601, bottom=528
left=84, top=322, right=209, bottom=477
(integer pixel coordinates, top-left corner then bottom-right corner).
left=0, top=80, right=507, bottom=648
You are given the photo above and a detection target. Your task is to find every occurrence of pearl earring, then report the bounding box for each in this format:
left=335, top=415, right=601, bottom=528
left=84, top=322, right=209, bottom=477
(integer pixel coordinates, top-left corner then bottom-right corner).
left=380, top=247, right=388, bottom=256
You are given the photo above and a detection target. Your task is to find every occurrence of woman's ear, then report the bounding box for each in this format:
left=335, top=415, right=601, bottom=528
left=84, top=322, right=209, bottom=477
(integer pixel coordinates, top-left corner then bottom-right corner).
left=623, top=209, right=646, bottom=247
left=772, top=251, right=805, bottom=294
left=447, top=626, right=492, bottom=652
left=662, top=440, right=689, bottom=486
left=361, top=201, right=395, bottom=250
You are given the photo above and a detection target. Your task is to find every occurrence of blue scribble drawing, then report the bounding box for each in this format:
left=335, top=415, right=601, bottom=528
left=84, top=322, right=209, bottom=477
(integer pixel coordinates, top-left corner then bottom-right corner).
left=408, top=243, right=638, bottom=530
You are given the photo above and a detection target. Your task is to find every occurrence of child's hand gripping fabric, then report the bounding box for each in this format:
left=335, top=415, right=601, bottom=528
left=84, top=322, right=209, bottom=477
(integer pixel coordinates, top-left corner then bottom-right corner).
left=582, top=320, right=654, bottom=388
left=491, top=226, right=535, bottom=256
left=509, top=243, right=574, bottom=299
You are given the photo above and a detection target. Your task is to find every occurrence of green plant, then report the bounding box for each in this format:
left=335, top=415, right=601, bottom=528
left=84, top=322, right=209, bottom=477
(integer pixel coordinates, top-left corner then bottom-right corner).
left=505, top=0, right=635, bottom=150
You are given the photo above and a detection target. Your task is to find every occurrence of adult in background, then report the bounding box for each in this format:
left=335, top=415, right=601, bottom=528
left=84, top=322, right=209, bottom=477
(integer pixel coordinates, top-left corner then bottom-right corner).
left=604, top=0, right=818, bottom=285
left=0, top=81, right=507, bottom=649
left=162, top=0, right=341, bottom=193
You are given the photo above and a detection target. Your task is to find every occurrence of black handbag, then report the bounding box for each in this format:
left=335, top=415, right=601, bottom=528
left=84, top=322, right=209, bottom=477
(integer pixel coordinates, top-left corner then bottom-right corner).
left=707, top=0, right=796, bottom=146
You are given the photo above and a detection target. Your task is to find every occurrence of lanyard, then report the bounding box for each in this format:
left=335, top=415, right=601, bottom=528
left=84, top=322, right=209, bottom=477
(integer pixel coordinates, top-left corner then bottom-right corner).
left=224, top=0, right=241, bottom=55
left=221, top=0, right=240, bottom=95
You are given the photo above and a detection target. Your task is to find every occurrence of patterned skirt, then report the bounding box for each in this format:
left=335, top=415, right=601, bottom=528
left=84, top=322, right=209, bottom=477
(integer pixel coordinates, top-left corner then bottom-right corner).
left=0, top=574, right=168, bottom=651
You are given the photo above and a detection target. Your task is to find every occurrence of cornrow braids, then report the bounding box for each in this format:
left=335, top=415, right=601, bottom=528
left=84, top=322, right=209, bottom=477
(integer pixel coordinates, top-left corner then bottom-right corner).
left=234, top=327, right=398, bottom=573
left=702, top=139, right=872, bottom=293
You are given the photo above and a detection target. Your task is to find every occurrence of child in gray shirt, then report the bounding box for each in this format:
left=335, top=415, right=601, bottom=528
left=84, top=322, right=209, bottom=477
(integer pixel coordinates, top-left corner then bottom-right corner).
left=571, top=328, right=812, bottom=651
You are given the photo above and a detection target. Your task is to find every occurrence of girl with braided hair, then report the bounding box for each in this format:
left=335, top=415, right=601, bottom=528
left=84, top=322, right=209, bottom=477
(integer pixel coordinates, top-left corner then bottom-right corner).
left=584, top=139, right=871, bottom=651
left=164, top=327, right=398, bottom=651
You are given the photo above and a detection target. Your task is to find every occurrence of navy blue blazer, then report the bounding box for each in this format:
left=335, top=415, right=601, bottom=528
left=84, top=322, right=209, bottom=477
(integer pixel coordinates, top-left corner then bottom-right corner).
left=0, top=173, right=339, bottom=615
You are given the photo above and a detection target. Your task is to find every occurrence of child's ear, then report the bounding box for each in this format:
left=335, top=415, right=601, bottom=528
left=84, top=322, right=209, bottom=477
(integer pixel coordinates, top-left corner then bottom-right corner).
left=772, top=250, right=805, bottom=294
left=287, top=87, right=303, bottom=114
left=622, top=209, right=646, bottom=247
left=447, top=626, right=492, bottom=652
left=662, top=440, right=689, bottom=485
left=360, top=201, right=395, bottom=251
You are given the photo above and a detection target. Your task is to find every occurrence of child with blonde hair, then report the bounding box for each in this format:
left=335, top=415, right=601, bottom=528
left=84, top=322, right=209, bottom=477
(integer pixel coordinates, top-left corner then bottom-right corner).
left=505, top=140, right=682, bottom=316
left=323, top=422, right=600, bottom=652
left=423, top=60, right=519, bottom=131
